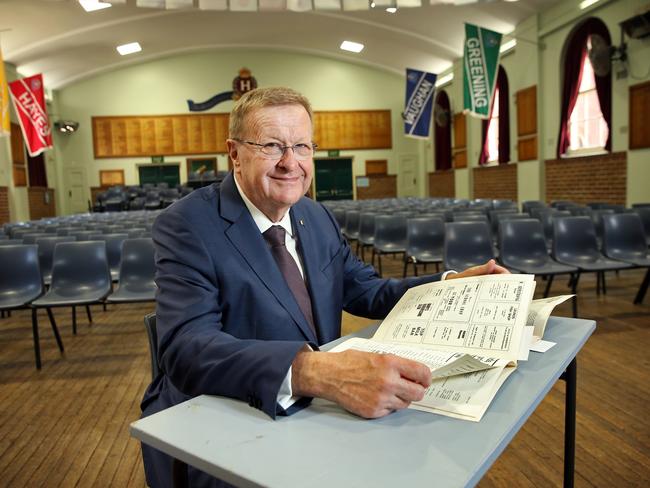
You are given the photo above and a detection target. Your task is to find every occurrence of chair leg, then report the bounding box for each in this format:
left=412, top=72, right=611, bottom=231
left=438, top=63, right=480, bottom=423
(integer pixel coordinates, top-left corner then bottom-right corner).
left=86, top=305, right=93, bottom=324
left=31, top=308, right=42, bottom=370
left=435, top=262, right=439, bottom=273
left=71, top=306, right=77, bottom=335
left=544, top=275, right=554, bottom=298
left=103, top=302, right=107, bottom=312
left=571, top=272, right=580, bottom=318
left=413, top=261, right=418, bottom=277
left=47, top=308, right=64, bottom=353
left=361, top=244, right=365, bottom=262
left=377, top=253, right=383, bottom=278
left=601, top=271, right=607, bottom=295
left=402, top=257, right=408, bottom=278
left=634, top=268, right=650, bottom=305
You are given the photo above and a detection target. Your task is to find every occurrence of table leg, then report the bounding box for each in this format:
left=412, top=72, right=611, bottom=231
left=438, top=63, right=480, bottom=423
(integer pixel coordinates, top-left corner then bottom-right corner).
left=561, top=358, right=577, bottom=488
left=172, top=458, right=188, bottom=488
left=633, top=268, right=649, bottom=304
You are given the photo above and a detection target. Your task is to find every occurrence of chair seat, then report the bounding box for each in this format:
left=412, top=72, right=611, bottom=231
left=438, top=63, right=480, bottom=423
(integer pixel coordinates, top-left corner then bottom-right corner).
left=32, top=287, right=110, bottom=307
left=555, top=256, right=633, bottom=272
left=375, top=244, right=406, bottom=253
left=107, top=287, right=155, bottom=303
left=409, top=252, right=443, bottom=263
left=0, top=289, right=42, bottom=309
left=503, top=258, right=577, bottom=275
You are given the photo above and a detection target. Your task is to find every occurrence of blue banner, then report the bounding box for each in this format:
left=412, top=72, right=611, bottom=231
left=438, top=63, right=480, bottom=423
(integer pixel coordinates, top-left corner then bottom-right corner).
left=403, top=69, right=437, bottom=139
left=187, top=91, right=234, bottom=112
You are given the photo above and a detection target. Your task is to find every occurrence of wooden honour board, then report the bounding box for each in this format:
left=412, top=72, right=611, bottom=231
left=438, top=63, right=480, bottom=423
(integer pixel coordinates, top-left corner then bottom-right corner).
left=92, top=110, right=392, bottom=158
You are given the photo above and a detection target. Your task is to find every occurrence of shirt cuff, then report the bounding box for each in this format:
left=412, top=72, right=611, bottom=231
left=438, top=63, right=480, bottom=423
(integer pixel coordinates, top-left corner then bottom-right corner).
left=276, top=344, right=312, bottom=410
left=441, top=270, right=457, bottom=280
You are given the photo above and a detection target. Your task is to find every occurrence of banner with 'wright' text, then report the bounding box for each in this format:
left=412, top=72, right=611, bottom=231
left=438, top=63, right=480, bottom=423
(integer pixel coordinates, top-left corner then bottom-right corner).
left=463, top=24, right=502, bottom=119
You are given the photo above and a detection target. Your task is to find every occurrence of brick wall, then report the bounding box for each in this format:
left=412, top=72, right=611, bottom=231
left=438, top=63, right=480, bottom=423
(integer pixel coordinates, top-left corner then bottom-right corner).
left=545, top=152, right=626, bottom=205
left=0, top=187, right=9, bottom=225
left=356, top=175, right=397, bottom=199
left=28, top=187, right=56, bottom=220
left=473, top=164, right=517, bottom=201
left=428, top=170, right=455, bottom=197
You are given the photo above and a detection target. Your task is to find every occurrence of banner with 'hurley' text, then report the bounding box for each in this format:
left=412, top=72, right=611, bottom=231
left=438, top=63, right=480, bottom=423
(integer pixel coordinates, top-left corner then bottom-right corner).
left=9, top=74, right=53, bottom=157
left=463, top=23, right=502, bottom=119
left=0, top=46, right=10, bottom=136
left=403, top=68, right=437, bottom=139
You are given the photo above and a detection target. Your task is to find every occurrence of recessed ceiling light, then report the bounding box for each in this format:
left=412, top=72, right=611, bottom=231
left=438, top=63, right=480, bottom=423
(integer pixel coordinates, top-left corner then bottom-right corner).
left=79, top=0, right=112, bottom=12
left=340, top=41, right=364, bottom=53
left=499, top=39, right=517, bottom=54
left=117, top=42, right=142, bottom=56
left=386, top=7, right=397, bottom=13
left=435, top=73, right=454, bottom=87
left=370, top=1, right=376, bottom=7
left=579, top=0, right=599, bottom=9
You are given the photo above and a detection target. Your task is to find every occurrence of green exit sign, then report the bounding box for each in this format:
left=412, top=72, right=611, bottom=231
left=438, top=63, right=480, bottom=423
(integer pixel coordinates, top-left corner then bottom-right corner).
left=328, top=150, right=340, bottom=157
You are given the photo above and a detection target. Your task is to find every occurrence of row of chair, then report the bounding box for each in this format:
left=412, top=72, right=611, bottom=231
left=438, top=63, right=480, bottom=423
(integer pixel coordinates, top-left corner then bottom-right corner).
left=0, top=239, right=156, bottom=369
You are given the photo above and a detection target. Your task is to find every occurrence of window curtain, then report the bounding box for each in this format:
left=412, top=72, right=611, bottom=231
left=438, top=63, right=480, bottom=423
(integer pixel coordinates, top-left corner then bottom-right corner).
left=497, top=67, right=510, bottom=164
left=556, top=17, right=612, bottom=157
left=434, top=90, right=452, bottom=171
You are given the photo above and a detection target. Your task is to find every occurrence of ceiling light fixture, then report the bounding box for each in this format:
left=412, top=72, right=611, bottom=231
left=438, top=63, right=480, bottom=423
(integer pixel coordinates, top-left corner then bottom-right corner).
left=340, top=41, right=364, bottom=53
left=370, top=1, right=376, bottom=7
left=499, top=39, right=517, bottom=54
left=117, top=42, right=142, bottom=56
left=579, top=0, right=600, bottom=9
left=79, top=0, right=112, bottom=12
left=435, top=73, right=454, bottom=88
left=386, top=7, right=397, bottom=13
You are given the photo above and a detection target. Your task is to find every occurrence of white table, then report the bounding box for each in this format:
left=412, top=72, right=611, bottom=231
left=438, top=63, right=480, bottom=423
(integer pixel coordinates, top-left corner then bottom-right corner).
left=131, top=316, right=595, bottom=488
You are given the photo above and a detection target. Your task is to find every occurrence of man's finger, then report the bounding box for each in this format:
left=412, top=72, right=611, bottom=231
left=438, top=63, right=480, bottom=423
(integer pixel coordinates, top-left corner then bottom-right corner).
left=393, top=357, right=432, bottom=387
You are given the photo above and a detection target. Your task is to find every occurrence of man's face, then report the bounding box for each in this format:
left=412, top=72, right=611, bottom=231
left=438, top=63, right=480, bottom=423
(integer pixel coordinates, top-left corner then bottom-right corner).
left=228, top=104, right=314, bottom=222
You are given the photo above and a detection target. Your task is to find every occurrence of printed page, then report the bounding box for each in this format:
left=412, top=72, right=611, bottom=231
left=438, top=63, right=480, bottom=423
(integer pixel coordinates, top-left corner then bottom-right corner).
left=330, top=337, right=509, bottom=379
left=372, top=274, right=536, bottom=361
left=527, top=295, right=574, bottom=341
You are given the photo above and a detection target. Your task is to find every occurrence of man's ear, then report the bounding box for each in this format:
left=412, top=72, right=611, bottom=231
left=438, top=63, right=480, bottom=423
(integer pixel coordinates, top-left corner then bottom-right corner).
left=226, top=139, right=240, bottom=167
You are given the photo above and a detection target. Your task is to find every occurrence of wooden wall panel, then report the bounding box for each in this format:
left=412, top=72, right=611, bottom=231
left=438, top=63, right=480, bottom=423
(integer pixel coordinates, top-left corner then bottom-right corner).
left=92, top=110, right=392, bottom=158
left=516, top=86, right=537, bottom=161
left=0, top=187, right=9, bottom=224
left=366, top=160, right=387, bottom=175
left=473, top=164, right=517, bottom=201
left=10, top=123, right=27, bottom=187
left=28, top=188, right=56, bottom=220
left=428, top=170, right=455, bottom=198
left=630, top=81, right=650, bottom=149
left=356, top=175, right=397, bottom=199
left=452, top=113, right=467, bottom=169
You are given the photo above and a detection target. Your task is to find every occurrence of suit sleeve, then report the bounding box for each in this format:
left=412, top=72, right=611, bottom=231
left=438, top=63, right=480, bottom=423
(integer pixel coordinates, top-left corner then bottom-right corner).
left=153, top=209, right=308, bottom=419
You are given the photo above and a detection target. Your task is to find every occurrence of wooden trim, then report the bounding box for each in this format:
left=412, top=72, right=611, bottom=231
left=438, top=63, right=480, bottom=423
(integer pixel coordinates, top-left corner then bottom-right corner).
left=99, top=170, right=125, bottom=187
left=365, top=159, right=388, bottom=175
left=453, top=150, right=467, bottom=169
left=629, top=80, right=650, bottom=150
left=516, top=85, right=537, bottom=137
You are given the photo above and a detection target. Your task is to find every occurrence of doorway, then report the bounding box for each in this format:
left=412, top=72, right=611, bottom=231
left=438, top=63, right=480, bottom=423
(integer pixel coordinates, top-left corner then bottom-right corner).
left=313, top=157, right=354, bottom=201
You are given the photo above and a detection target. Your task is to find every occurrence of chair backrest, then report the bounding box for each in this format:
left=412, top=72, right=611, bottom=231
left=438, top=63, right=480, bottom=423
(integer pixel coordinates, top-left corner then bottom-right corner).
left=35, top=236, right=76, bottom=279
left=406, top=217, right=445, bottom=256
left=332, top=208, right=347, bottom=232
left=602, top=213, right=648, bottom=261
left=492, top=213, right=531, bottom=238
left=101, top=233, right=129, bottom=272
left=498, top=219, right=550, bottom=268
left=444, top=221, right=494, bottom=271
left=633, top=208, right=650, bottom=239
left=453, top=213, right=488, bottom=223
left=20, top=233, right=50, bottom=244
left=144, top=313, right=160, bottom=380
left=0, top=245, right=43, bottom=306
left=374, top=216, right=407, bottom=248
left=49, top=241, right=112, bottom=296
left=358, top=212, right=377, bottom=243
left=344, top=210, right=361, bottom=238
left=118, top=238, right=156, bottom=288
left=553, top=216, right=601, bottom=262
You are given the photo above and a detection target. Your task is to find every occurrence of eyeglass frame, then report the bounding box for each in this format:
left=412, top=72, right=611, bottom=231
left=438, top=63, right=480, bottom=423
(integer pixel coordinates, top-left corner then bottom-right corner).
left=232, top=139, right=318, bottom=161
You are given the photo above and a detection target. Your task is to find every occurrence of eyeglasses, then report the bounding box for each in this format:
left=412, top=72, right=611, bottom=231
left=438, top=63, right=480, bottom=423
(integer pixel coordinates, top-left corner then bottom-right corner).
left=234, top=139, right=318, bottom=161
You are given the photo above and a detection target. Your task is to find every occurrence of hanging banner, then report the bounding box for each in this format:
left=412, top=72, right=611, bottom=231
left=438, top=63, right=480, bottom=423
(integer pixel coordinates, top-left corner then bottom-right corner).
left=463, top=23, right=502, bottom=119
left=0, top=46, right=10, bottom=136
left=9, top=74, right=53, bottom=157
left=403, top=68, right=437, bottom=139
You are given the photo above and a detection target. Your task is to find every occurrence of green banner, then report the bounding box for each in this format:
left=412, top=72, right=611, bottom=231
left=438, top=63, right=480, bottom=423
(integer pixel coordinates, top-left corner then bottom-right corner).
left=463, top=23, right=502, bottom=119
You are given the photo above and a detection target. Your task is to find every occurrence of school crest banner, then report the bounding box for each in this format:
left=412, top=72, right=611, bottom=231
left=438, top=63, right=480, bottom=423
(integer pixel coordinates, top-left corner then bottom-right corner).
left=0, top=46, right=10, bottom=136
left=463, top=23, right=502, bottom=119
left=403, top=68, right=437, bottom=138
left=9, top=74, right=53, bottom=156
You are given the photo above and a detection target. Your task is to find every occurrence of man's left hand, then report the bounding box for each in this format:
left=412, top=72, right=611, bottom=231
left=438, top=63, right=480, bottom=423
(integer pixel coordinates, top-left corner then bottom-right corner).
left=445, top=259, right=510, bottom=280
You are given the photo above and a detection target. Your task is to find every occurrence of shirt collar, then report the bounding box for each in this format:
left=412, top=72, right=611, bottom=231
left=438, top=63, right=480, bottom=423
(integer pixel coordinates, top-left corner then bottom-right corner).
left=234, top=173, right=294, bottom=237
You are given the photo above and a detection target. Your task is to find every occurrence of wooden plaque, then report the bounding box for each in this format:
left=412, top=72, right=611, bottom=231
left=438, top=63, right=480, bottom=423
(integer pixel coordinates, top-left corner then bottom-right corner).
left=100, top=170, right=125, bottom=187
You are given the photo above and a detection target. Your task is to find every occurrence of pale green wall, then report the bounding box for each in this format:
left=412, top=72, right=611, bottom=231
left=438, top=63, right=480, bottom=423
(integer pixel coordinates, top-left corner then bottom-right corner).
left=54, top=49, right=420, bottom=215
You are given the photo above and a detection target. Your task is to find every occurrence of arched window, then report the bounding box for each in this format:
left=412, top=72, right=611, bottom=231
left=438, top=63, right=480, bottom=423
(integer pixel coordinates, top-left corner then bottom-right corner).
left=557, top=17, right=611, bottom=157
left=479, top=65, right=510, bottom=165
left=433, top=90, right=452, bottom=171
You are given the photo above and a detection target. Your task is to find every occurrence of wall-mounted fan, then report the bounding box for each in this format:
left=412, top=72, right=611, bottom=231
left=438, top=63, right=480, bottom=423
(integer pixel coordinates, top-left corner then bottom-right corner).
left=588, top=33, right=627, bottom=77
left=434, top=103, right=450, bottom=127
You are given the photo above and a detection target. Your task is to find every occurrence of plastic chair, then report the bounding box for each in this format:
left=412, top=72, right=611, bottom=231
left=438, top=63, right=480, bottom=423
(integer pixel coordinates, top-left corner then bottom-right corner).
left=144, top=191, right=162, bottom=210
left=90, top=233, right=129, bottom=280
left=35, top=236, right=77, bottom=286
left=404, top=217, right=444, bottom=277
left=444, top=221, right=495, bottom=272
left=31, top=241, right=112, bottom=335
left=633, top=208, right=650, bottom=247
left=144, top=313, right=160, bottom=380
left=332, top=208, right=347, bottom=234
left=357, top=212, right=377, bottom=262
left=0, top=245, right=63, bottom=369
left=372, top=216, right=408, bottom=277
left=553, top=216, right=633, bottom=302
left=602, top=213, right=650, bottom=304
left=343, top=210, right=361, bottom=243
left=107, top=238, right=156, bottom=303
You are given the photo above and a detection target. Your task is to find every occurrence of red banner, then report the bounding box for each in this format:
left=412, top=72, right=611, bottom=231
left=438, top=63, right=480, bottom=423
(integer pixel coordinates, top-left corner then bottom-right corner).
left=9, top=74, right=53, bottom=157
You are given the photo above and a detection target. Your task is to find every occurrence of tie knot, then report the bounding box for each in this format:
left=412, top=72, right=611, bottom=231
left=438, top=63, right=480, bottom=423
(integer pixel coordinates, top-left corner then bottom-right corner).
left=264, top=225, right=286, bottom=248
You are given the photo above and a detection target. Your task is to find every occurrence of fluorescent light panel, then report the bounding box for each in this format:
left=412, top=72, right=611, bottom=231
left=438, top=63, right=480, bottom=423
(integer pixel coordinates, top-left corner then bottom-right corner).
left=579, top=0, right=599, bottom=9
left=386, top=7, right=397, bottom=12
left=117, top=42, right=142, bottom=55
left=79, top=0, right=112, bottom=12
left=435, top=73, right=453, bottom=87
left=499, top=39, right=517, bottom=54
left=340, top=40, right=364, bottom=53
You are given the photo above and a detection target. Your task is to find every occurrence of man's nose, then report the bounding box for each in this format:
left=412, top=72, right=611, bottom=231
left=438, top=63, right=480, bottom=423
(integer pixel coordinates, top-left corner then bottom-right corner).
left=277, top=147, right=300, bottom=169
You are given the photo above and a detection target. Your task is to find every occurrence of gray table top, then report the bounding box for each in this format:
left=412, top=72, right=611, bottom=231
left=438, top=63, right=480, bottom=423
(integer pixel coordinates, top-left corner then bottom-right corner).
left=131, top=316, right=596, bottom=488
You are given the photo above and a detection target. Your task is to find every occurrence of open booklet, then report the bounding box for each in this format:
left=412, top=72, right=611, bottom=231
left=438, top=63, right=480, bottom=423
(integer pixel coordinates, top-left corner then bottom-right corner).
left=331, top=274, right=572, bottom=422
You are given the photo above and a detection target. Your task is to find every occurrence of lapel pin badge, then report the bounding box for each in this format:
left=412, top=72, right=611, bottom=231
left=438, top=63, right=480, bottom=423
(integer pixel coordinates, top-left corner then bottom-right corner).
left=299, top=219, right=304, bottom=226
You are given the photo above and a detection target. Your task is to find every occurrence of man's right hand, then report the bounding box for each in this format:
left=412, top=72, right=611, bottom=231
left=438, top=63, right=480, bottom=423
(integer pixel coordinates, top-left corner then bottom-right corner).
left=291, top=349, right=432, bottom=419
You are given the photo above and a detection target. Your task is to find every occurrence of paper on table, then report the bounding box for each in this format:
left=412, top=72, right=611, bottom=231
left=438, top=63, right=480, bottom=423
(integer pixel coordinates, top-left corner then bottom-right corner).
left=518, top=326, right=534, bottom=361
left=530, top=340, right=556, bottom=353
left=527, top=295, right=574, bottom=341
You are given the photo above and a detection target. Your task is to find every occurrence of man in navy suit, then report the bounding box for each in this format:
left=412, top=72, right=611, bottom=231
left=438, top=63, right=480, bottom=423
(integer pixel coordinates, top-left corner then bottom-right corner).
left=141, top=87, right=508, bottom=487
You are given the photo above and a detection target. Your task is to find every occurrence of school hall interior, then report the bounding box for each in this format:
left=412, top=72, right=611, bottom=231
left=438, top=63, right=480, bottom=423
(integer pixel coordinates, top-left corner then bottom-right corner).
left=0, top=0, right=649, bottom=486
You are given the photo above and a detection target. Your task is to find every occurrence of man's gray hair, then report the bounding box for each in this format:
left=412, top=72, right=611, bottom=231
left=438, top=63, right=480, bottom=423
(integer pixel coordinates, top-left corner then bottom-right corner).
left=228, top=86, right=313, bottom=139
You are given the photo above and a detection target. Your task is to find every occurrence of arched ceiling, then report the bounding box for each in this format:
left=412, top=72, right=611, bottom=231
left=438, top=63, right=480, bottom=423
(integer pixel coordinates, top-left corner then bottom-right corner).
left=1, top=0, right=561, bottom=90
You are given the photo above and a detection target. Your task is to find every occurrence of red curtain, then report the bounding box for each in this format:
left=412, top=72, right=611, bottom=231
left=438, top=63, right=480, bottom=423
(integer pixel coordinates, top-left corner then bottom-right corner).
left=556, top=17, right=612, bottom=157
left=479, top=66, right=508, bottom=165
left=434, top=90, right=452, bottom=171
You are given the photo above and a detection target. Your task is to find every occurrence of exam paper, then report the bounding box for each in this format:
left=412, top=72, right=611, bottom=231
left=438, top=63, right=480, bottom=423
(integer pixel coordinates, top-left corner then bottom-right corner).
left=526, top=295, right=574, bottom=341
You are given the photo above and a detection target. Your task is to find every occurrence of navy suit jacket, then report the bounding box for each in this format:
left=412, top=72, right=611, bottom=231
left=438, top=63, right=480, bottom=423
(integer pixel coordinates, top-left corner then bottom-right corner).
left=141, top=172, right=443, bottom=421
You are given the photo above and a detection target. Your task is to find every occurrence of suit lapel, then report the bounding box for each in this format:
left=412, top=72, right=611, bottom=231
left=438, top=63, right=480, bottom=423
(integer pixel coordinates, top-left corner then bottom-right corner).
left=219, top=174, right=318, bottom=343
